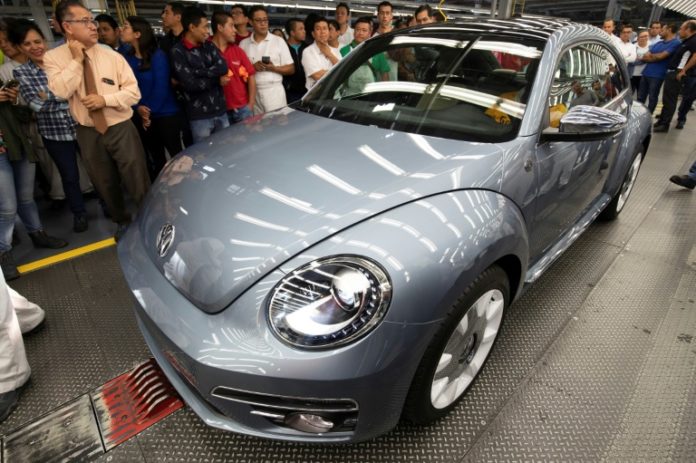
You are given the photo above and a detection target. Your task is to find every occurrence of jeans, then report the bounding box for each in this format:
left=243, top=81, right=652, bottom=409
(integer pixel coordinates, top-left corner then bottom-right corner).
left=189, top=114, right=230, bottom=144
left=41, top=138, right=86, bottom=217
left=677, top=75, right=696, bottom=123
left=637, top=76, right=664, bottom=114
left=228, top=105, right=253, bottom=124
left=0, top=154, right=42, bottom=252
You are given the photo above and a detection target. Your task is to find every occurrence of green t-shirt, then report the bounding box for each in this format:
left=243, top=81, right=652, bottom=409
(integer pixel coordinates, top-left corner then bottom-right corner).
left=339, top=42, right=391, bottom=96
left=340, top=42, right=391, bottom=75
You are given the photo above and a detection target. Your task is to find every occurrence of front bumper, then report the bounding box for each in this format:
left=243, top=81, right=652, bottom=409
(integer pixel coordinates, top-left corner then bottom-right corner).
left=118, top=223, right=438, bottom=442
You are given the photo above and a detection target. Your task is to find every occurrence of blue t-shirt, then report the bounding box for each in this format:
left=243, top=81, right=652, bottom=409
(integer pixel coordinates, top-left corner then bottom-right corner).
left=125, top=49, right=181, bottom=118
left=642, top=38, right=681, bottom=79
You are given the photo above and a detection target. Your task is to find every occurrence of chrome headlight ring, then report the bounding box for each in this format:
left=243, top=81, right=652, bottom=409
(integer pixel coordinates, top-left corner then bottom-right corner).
left=267, top=256, right=392, bottom=349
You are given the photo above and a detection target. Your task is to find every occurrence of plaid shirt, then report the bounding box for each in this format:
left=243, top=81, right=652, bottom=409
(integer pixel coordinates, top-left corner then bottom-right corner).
left=13, top=60, right=76, bottom=141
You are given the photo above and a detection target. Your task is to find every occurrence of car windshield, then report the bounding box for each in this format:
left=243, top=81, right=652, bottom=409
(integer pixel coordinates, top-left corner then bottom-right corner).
left=294, top=31, right=545, bottom=142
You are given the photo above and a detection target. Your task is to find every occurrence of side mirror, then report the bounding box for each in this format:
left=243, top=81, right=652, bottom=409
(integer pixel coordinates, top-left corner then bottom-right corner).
left=540, top=105, right=628, bottom=142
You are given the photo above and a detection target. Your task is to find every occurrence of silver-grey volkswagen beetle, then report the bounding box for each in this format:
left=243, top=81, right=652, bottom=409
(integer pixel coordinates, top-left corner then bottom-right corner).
left=118, top=18, right=651, bottom=442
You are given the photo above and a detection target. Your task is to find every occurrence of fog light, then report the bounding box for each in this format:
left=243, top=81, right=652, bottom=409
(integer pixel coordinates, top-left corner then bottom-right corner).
left=284, top=413, right=334, bottom=434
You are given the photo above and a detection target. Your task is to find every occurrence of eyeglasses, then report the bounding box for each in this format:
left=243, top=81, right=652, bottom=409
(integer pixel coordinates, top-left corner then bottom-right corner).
left=253, top=18, right=269, bottom=24
left=64, top=18, right=98, bottom=28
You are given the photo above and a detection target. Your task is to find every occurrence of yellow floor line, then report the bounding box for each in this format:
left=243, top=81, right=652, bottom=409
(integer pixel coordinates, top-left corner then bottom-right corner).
left=17, top=237, right=116, bottom=274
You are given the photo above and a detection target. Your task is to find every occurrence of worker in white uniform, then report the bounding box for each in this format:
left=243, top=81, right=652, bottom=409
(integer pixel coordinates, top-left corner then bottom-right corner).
left=0, top=268, right=45, bottom=423
left=240, top=5, right=294, bottom=115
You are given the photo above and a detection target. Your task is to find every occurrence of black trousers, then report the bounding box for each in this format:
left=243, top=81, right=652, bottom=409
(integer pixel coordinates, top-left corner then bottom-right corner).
left=133, top=112, right=186, bottom=181
left=658, top=71, right=680, bottom=126
left=76, top=120, right=150, bottom=224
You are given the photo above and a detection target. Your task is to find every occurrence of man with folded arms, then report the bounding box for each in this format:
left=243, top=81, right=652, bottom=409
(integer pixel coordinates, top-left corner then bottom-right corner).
left=44, top=0, right=150, bottom=241
left=302, top=18, right=340, bottom=90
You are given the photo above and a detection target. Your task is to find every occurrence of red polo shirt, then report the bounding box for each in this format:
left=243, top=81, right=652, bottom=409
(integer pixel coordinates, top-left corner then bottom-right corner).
left=217, top=43, right=255, bottom=110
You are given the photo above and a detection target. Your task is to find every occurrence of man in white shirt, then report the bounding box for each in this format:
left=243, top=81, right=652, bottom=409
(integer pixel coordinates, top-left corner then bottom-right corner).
left=649, top=21, right=663, bottom=46
left=302, top=18, right=340, bottom=90
left=602, top=18, right=623, bottom=48
left=240, top=5, right=294, bottom=114
left=617, top=24, right=637, bottom=72
left=633, top=30, right=651, bottom=92
left=336, top=2, right=353, bottom=48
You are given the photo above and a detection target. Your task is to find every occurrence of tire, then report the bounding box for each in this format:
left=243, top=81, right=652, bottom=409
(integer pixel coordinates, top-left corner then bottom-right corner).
left=599, top=149, right=643, bottom=221
left=402, top=265, right=510, bottom=424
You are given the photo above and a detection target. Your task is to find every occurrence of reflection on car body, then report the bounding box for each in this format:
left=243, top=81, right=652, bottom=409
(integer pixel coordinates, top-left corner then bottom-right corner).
left=118, top=17, right=652, bottom=443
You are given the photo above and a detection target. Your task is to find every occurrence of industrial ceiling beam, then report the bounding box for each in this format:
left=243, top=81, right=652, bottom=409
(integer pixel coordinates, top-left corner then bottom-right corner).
left=649, top=0, right=696, bottom=17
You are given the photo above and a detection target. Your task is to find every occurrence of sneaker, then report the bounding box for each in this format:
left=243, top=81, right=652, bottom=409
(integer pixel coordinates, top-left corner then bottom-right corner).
left=0, top=389, right=19, bottom=423
left=114, top=223, right=129, bottom=243
left=669, top=175, right=696, bottom=190
left=675, top=121, right=685, bottom=129
left=73, top=215, right=88, bottom=233
left=28, top=230, right=68, bottom=249
left=0, top=251, right=20, bottom=281
left=653, top=124, right=669, bottom=133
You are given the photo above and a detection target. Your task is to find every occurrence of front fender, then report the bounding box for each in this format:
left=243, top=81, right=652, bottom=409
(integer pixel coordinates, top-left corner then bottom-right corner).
left=606, top=101, right=651, bottom=196
left=280, top=189, right=530, bottom=325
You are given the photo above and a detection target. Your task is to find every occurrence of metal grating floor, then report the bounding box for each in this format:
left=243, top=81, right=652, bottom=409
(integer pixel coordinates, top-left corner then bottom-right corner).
left=2, top=124, right=695, bottom=462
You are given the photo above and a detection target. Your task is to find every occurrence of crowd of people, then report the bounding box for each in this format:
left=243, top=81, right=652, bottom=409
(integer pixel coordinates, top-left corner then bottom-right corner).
left=600, top=18, right=696, bottom=133
left=600, top=18, right=696, bottom=190
left=0, top=1, right=695, bottom=283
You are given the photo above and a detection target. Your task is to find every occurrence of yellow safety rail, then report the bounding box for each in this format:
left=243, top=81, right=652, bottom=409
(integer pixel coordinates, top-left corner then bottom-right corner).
left=437, top=0, right=449, bottom=21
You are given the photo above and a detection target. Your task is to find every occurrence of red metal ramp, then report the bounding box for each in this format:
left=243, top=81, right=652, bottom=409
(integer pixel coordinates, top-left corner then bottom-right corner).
left=1, top=359, right=183, bottom=462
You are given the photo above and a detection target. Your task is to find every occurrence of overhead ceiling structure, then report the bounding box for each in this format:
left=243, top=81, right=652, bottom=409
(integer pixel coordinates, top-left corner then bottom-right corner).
left=650, top=0, right=696, bottom=17
left=514, top=0, right=688, bottom=24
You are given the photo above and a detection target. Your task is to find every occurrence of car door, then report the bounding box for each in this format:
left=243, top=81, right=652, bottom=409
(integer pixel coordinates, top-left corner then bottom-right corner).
left=528, top=42, right=628, bottom=259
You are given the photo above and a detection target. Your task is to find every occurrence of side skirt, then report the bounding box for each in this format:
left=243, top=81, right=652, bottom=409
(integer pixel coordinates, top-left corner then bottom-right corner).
left=524, top=193, right=612, bottom=285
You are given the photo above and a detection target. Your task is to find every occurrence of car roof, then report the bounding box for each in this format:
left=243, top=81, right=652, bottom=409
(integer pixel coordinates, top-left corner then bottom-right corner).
left=402, top=16, right=577, bottom=42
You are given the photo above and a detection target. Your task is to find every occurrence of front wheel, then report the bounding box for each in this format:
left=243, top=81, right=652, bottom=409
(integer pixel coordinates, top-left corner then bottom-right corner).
left=402, top=265, right=509, bottom=424
left=600, top=149, right=643, bottom=221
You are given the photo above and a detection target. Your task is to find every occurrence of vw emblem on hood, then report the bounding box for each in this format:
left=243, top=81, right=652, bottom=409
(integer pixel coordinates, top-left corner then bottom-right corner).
left=156, top=223, right=175, bottom=257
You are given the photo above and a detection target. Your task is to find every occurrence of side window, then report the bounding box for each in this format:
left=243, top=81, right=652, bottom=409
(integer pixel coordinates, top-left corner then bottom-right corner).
left=546, top=43, right=625, bottom=129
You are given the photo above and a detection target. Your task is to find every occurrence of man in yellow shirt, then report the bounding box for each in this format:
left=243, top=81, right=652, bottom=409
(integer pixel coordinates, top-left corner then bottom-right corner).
left=44, top=0, right=150, bottom=241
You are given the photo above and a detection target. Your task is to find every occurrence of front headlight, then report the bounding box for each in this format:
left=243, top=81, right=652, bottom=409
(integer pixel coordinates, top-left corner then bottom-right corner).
left=268, top=256, right=392, bottom=348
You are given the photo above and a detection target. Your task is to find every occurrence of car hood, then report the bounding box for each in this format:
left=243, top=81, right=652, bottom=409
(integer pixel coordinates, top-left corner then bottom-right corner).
left=138, top=108, right=508, bottom=313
